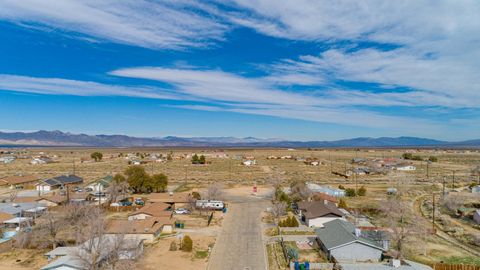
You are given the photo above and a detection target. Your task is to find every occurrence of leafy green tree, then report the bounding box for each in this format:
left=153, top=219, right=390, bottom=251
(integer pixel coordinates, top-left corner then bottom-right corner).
left=149, top=173, right=168, bottom=193
left=412, top=155, right=423, bottom=161
left=113, top=173, right=126, bottom=183
left=338, top=185, right=346, bottom=190
left=181, top=235, right=193, bottom=252
left=428, top=156, right=438, bottom=162
left=338, top=198, right=348, bottom=208
left=124, top=165, right=150, bottom=193
left=402, top=153, right=413, bottom=160
left=357, top=186, right=367, bottom=196
left=191, top=154, right=199, bottom=164
left=199, top=155, right=206, bottom=164
left=90, top=152, right=103, bottom=162
left=345, top=188, right=356, bottom=197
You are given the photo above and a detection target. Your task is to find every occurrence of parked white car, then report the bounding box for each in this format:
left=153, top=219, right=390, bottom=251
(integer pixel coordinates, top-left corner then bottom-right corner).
left=174, top=208, right=190, bottom=215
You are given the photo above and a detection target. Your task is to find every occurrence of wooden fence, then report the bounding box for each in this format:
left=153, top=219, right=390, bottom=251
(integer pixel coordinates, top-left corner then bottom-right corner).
left=105, top=205, right=141, bottom=212
left=430, top=264, right=480, bottom=270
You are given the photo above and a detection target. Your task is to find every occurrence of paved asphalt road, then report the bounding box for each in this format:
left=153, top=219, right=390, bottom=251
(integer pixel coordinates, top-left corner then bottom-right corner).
left=208, top=195, right=270, bottom=270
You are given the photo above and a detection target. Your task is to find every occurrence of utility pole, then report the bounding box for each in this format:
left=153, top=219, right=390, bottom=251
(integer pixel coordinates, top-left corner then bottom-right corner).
left=432, top=192, right=436, bottom=232
left=442, top=176, right=446, bottom=197
left=72, top=159, right=76, bottom=175
left=452, top=170, right=455, bottom=189
left=426, top=161, right=429, bottom=179
left=355, top=172, right=358, bottom=193
left=329, top=153, right=332, bottom=173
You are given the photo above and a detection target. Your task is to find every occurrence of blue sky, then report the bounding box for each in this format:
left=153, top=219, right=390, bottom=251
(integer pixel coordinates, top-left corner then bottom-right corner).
left=0, top=1, right=479, bottom=141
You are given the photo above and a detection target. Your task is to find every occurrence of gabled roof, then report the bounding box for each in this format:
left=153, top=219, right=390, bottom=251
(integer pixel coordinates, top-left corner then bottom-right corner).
left=0, top=175, right=40, bottom=186
left=312, top=192, right=338, bottom=203
left=315, top=219, right=384, bottom=251
left=0, top=211, right=14, bottom=223
left=298, top=201, right=343, bottom=219
left=87, top=175, right=113, bottom=188
left=40, top=255, right=85, bottom=270
left=129, top=202, right=172, bottom=217
left=107, top=217, right=174, bottom=234
left=39, top=175, right=83, bottom=187
left=147, top=192, right=191, bottom=203
left=0, top=202, right=44, bottom=215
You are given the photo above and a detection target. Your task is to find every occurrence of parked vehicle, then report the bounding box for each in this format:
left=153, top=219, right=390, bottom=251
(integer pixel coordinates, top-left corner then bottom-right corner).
left=120, top=201, right=133, bottom=206
left=174, top=208, right=190, bottom=215
left=134, top=198, right=145, bottom=206
left=195, top=200, right=224, bottom=210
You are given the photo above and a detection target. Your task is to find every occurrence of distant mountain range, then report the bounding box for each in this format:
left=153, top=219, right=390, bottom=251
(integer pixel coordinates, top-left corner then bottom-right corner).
left=0, top=130, right=479, bottom=148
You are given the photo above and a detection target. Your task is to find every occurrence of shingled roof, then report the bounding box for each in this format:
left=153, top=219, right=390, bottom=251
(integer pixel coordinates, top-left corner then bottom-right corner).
left=129, top=202, right=172, bottom=218
left=315, top=219, right=384, bottom=251
left=298, top=201, right=343, bottom=219
left=0, top=175, right=40, bottom=186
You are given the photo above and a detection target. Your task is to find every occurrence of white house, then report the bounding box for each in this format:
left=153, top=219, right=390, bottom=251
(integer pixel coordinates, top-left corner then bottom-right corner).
left=85, top=175, right=113, bottom=193
left=297, top=201, right=344, bottom=228
left=0, top=156, right=16, bottom=164
left=242, top=160, right=256, bottom=166
left=396, top=165, right=416, bottom=171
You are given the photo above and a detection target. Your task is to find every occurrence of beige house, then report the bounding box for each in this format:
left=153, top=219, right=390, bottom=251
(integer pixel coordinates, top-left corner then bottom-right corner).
left=128, top=202, right=172, bottom=220
left=107, top=217, right=174, bottom=243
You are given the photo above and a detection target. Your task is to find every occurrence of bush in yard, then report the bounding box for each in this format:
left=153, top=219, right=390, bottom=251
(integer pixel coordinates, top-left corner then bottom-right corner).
left=338, top=185, right=345, bottom=190
left=289, top=216, right=299, bottom=227
left=181, top=235, right=193, bottom=252
left=345, top=188, right=356, bottom=197
left=169, top=241, right=177, bottom=251
left=338, top=198, right=348, bottom=208
left=191, top=191, right=201, bottom=200
left=357, top=186, right=367, bottom=196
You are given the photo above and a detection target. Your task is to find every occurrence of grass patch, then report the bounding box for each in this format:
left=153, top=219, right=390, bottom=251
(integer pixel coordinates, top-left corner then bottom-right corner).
left=442, top=256, right=480, bottom=266
left=280, top=230, right=315, bottom=235
left=194, top=250, right=209, bottom=259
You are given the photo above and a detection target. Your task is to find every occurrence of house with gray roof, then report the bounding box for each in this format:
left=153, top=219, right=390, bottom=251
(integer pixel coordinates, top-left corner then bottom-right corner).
left=339, top=260, right=432, bottom=270
left=36, top=175, right=83, bottom=193
left=41, top=235, right=143, bottom=270
left=315, top=219, right=385, bottom=263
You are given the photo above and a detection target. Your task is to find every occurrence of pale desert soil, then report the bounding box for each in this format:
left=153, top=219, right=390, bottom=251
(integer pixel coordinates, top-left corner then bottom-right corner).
left=136, top=235, right=215, bottom=270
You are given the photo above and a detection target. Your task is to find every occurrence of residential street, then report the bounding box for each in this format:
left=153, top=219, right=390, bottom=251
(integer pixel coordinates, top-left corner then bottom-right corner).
left=208, top=194, right=270, bottom=270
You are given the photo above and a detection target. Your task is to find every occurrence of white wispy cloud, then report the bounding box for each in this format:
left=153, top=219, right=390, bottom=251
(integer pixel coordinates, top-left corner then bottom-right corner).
left=0, top=0, right=228, bottom=49
left=0, top=74, right=185, bottom=100
left=110, top=66, right=443, bottom=131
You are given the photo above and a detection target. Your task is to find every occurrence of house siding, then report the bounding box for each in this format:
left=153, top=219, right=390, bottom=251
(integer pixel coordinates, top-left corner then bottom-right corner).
left=307, top=217, right=343, bottom=227
left=128, top=213, right=152, bottom=221
left=330, top=242, right=382, bottom=262
left=474, top=211, right=480, bottom=224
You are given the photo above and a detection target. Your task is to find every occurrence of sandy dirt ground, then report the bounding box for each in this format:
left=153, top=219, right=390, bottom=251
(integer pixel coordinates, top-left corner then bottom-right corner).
left=0, top=249, right=48, bottom=270
left=136, top=235, right=215, bottom=270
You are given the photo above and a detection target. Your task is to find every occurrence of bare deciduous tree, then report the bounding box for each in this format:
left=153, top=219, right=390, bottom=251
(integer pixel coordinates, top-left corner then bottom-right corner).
left=37, top=211, right=65, bottom=249
left=271, top=200, right=287, bottom=226
left=380, top=177, right=418, bottom=259
left=289, top=180, right=311, bottom=202
left=204, top=183, right=224, bottom=200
